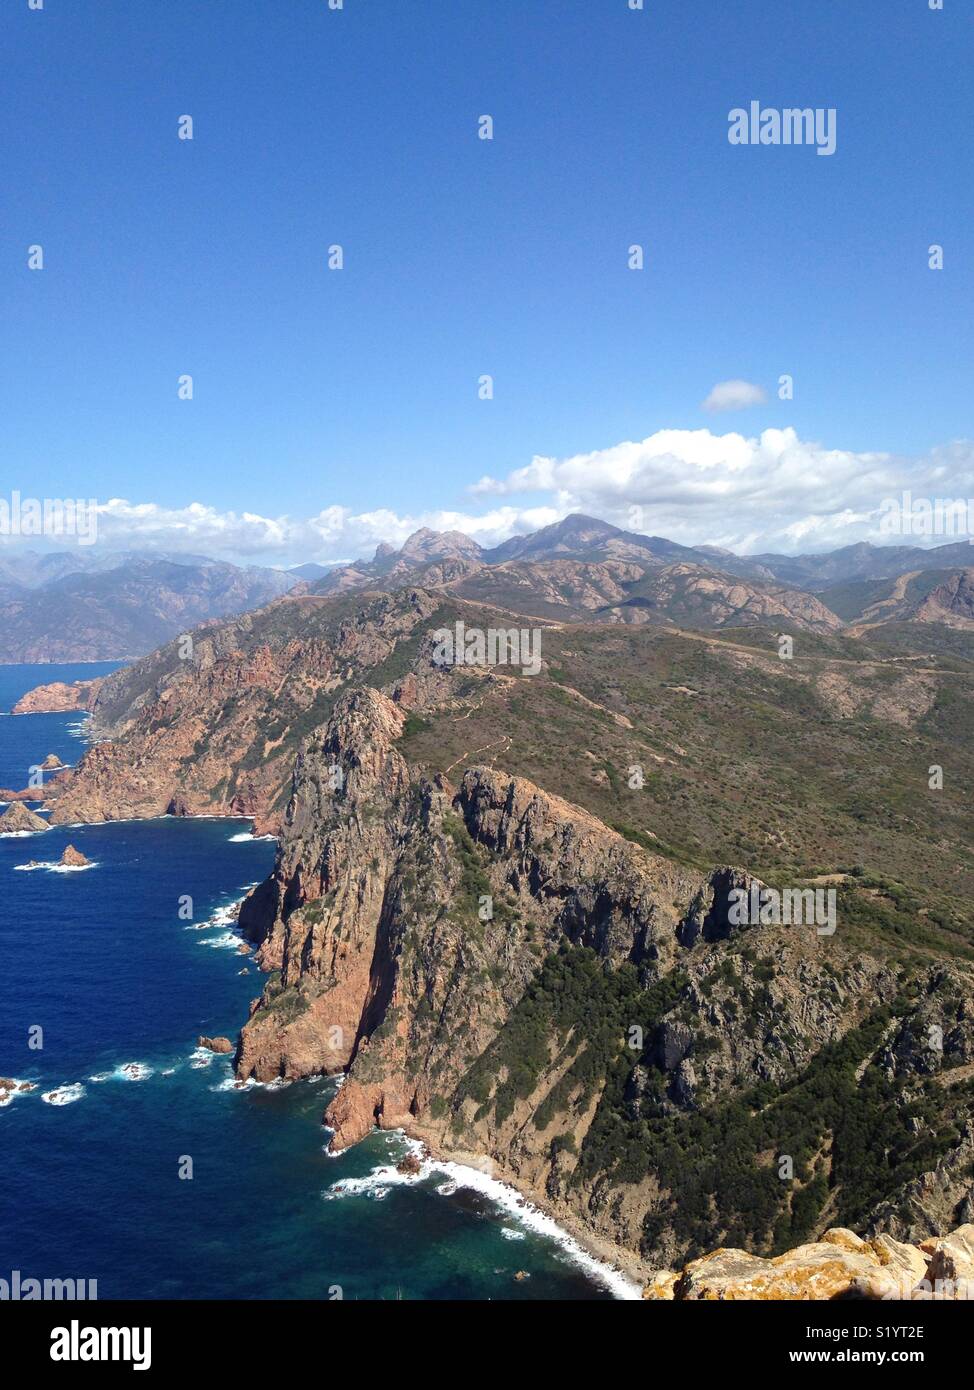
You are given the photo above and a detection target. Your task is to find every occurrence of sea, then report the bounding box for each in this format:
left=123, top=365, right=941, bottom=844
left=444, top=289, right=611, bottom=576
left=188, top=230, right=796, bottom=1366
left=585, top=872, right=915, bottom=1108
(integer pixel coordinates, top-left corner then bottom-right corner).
left=0, top=662, right=630, bottom=1300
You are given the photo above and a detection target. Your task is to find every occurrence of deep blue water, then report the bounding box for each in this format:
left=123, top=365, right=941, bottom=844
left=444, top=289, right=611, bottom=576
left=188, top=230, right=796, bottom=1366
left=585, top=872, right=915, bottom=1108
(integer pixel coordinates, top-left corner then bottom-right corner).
left=0, top=665, right=618, bottom=1300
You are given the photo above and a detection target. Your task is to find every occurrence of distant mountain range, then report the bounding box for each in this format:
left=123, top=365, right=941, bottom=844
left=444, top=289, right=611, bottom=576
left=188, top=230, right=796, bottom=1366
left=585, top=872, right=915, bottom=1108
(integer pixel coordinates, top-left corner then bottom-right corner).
left=1, top=517, right=971, bottom=661
left=309, top=513, right=973, bottom=636
left=0, top=551, right=299, bottom=662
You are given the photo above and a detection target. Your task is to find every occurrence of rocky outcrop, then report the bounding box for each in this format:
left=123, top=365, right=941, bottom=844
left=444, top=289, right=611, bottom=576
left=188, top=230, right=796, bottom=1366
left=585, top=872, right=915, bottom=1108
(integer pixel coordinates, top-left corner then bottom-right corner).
left=11, top=678, right=102, bottom=715
left=45, top=588, right=450, bottom=832
left=866, top=1123, right=974, bottom=1243
left=0, top=803, right=50, bottom=833
left=197, top=1035, right=233, bottom=1054
left=646, top=1225, right=974, bottom=1300
left=914, top=568, right=974, bottom=628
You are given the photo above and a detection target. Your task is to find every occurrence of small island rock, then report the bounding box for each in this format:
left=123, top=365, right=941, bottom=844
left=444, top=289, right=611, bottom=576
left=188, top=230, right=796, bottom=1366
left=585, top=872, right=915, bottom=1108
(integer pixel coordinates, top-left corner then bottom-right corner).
left=59, top=844, right=91, bottom=867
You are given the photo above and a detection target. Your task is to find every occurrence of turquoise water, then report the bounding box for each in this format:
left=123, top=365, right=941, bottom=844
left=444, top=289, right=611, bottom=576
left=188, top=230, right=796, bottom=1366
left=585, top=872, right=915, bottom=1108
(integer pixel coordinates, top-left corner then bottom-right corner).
left=0, top=664, right=617, bottom=1300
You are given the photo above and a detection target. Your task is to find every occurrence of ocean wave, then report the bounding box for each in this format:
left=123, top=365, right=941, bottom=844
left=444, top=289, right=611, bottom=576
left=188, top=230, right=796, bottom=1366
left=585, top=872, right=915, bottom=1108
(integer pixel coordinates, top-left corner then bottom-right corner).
left=228, top=832, right=276, bottom=843
left=197, top=931, right=244, bottom=951
left=185, top=901, right=240, bottom=931
left=41, top=1083, right=86, bottom=1106
left=116, top=1061, right=153, bottom=1081
left=189, top=1047, right=216, bottom=1068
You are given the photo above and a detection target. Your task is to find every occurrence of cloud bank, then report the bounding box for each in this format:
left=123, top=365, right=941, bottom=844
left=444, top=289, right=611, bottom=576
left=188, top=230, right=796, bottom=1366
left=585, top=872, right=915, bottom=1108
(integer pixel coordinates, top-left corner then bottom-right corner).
left=4, top=427, right=972, bottom=567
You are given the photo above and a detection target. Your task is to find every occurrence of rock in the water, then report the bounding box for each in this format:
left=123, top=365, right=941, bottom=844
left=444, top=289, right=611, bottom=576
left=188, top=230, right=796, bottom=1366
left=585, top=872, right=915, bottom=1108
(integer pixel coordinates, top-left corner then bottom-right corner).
left=11, top=679, right=101, bottom=715
left=396, top=1151, right=423, bottom=1176
left=197, top=1036, right=234, bottom=1054
left=41, top=753, right=65, bottom=770
left=59, top=844, right=90, bottom=867
left=0, top=803, right=50, bottom=834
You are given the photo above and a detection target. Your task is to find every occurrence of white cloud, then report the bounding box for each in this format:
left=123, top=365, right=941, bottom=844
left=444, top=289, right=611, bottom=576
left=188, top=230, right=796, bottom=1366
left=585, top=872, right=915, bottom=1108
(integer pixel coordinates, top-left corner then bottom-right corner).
left=3, top=429, right=971, bottom=567
left=702, top=379, right=768, bottom=413
left=466, top=428, right=974, bottom=555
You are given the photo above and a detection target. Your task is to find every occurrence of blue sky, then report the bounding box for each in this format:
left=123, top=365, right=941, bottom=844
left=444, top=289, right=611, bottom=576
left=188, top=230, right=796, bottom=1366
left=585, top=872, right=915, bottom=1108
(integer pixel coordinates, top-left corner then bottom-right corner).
left=3, top=0, right=972, bottom=563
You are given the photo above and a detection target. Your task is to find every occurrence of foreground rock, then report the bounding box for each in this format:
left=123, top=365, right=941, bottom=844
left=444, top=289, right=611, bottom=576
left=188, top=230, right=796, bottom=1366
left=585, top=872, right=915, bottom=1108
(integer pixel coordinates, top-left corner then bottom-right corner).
left=41, top=753, right=65, bottom=770
left=0, top=803, right=50, bottom=833
left=59, top=844, right=90, bottom=867
left=197, top=1036, right=234, bottom=1054
left=644, top=1226, right=973, bottom=1300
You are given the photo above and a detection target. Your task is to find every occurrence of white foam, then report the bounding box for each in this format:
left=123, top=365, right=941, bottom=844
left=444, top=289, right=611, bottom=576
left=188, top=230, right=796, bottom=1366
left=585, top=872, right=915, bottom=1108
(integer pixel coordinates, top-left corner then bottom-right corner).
left=41, top=1083, right=86, bottom=1106
left=116, top=1061, right=153, bottom=1081
left=189, top=1047, right=215, bottom=1069
left=185, top=900, right=240, bottom=931
left=211, top=1075, right=255, bottom=1092
left=14, top=860, right=97, bottom=873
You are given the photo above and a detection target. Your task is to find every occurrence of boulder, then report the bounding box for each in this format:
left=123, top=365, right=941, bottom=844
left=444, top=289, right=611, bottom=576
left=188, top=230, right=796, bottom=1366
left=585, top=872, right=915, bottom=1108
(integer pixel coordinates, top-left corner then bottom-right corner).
left=197, top=1036, right=234, bottom=1054
left=674, top=1241, right=880, bottom=1301
left=925, top=1224, right=974, bottom=1290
